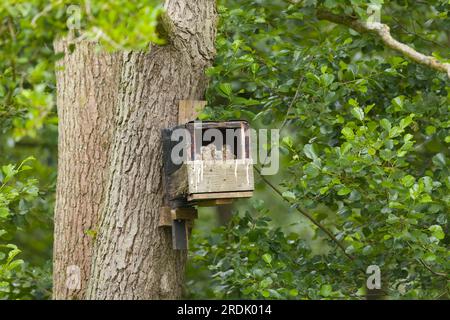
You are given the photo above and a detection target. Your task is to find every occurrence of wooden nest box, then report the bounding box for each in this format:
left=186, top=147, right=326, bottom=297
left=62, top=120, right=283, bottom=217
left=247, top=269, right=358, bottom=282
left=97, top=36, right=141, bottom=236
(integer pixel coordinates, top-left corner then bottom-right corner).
left=162, top=120, right=254, bottom=206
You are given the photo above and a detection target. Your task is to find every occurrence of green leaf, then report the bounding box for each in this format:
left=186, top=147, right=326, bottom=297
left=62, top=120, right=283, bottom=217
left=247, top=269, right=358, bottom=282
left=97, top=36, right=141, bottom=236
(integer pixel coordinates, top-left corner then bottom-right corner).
left=348, top=98, right=359, bottom=108
left=432, top=153, right=446, bottom=168
left=19, top=156, right=36, bottom=166
left=392, top=96, right=404, bottom=110
left=0, top=207, right=10, bottom=218
left=364, top=104, right=374, bottom=114
left=6, top=259, right=24, bottom=271
left=289, top=289, right=298, bottom=297
left=251, top=63, right=259, bottom=75
left=419, top=194, right=432, bottom=203
left=262, top=253, right=272, bottom=264
left=320, top=284, right=332, bottom=297
left=341, top=127, right=355, bottom=140
left=423, top=253, right=436, bottom=262
left=282, top=191, right=296, bottom=201
left=306, top=72, right=320, bottom=84
left=321, top=73, right=335, bottom=87
left=260, top=277, right=273, bottom=288
left=351, top=107, right=364, bottom=121
left=389, top=126, right=402, bottom=138
left=218, top=83, right=232, bottom=98
left=401, top=175, right=415, bottom=187
left=340, top=142, right=352, bottom=154
left=303, top=144, right=317, bottom=160
left=428, top=225, right=444, bottom=240
left=425, top=126, right=436, bottom=136
left=399, top=116, right=413, bottom=129
left=6, top=246, right=21, bottom=263
left=282, top=136, right=293, bottom=148
left=304, top=162, right=320, bottom=178
left=380, top=119, right=391, bottom=131
left=404, top=134, right=414, bottom=142
left=85, top=229, right=98, bottom=239
left=261, top=290, right=270, bottom=298
left=1, top=164, right=17, bottom=184
left=337, top=187, right=352, bottom=196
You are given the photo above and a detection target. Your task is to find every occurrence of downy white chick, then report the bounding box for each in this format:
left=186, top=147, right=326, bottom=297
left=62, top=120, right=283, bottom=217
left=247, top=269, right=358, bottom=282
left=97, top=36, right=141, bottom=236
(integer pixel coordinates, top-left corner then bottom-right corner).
left=222, top=144, right=235, bottom=160
left=200, top=143, right=217, bottom=161
left=201, top=143, right=236, bottom=161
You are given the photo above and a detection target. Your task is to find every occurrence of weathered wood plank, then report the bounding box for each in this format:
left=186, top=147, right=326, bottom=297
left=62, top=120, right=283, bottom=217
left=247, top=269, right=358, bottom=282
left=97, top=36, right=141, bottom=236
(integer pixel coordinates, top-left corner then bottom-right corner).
left=178, top=100, right=207, bottom=124
left=195, top=198, right=234, bottom=206
left=189, top=191, right=253, bottom=201
left=171, top=207, right=198, bottom=220
left=159, top=207, right=172, bottom=227
left=186, top=120, right=247, bottom=129
left=159, top=207, right=198, bottom=227
left=167, top=165, right=189, bottom=200
left=167, top=160, right=254, bottom=200
left=186, top=160, right=254, bottom=194
left=172, top=219, right=188, bottom=250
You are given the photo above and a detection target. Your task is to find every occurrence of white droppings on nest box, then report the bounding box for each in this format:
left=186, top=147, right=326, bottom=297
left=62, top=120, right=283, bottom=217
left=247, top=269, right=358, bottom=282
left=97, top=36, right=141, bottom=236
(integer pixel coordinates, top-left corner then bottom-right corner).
left=193, top=160, right=204, bottom=188
left=246, top=160, right=251, bottom=185
left=200, top=160, right=204, bottom=181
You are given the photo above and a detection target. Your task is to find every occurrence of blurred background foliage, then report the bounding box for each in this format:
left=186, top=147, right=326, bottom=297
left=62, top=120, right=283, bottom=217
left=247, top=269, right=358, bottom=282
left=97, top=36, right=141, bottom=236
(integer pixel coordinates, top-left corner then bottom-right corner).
left=0, top=0, right=164, bottom=299
left=1, top=0, right=449, bottom=299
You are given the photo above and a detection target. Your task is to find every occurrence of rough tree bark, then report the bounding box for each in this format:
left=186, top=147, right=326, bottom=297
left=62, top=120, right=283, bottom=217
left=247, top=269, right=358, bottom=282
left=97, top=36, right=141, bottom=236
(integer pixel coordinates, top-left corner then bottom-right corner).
left=53, top=42, right=122, bottom=299
left=53, top=0, right=217, bottom=299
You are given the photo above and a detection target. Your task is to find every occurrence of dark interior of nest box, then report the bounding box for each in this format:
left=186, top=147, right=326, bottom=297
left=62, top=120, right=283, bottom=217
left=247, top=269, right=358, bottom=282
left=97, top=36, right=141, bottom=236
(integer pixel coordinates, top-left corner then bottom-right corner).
left=189, top=123, right=250, bottom=161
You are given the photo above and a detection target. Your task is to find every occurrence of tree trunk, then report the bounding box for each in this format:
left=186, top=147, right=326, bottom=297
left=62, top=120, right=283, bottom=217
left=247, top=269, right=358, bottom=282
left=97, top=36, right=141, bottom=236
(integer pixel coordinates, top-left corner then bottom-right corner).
left=53, top=41, right=122, bottom=299
left=53, top=0, right=217, bottom=300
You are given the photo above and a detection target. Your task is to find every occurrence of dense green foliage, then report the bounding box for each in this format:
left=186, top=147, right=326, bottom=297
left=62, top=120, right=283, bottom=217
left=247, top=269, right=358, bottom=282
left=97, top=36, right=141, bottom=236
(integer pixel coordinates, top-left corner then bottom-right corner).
left=190, top=0, right=449, bottom=299
left=0, top=0, right=164, bottom=299
left=1, top=0, right=449, bottom=299
left=0, top=157, right=51, bottom=299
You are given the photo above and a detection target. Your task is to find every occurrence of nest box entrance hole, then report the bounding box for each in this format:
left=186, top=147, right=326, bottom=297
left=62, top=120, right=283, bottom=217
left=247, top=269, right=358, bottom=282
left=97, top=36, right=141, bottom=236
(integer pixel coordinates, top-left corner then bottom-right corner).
left=191, top=123, right=250, bottom=162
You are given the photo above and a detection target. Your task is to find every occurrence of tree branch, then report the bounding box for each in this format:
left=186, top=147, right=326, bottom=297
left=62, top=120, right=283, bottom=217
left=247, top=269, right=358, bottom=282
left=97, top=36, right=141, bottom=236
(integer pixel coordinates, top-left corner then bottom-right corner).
left=416, top=258, right=449, bottom=279
left=316, top=9, right=450, bottom=79
left=254, top=166, right=356, bottom=263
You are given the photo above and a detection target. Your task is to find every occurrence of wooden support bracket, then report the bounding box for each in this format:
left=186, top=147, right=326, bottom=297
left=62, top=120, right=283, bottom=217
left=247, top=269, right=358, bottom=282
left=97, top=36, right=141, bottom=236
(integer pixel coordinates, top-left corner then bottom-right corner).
left=178, top=100, right=207, bottom=124
left=194, top=198, right=234, bottom=207
left=159, top=206, right=198, bottom=227
left=159, top=206, right=198, bottom=250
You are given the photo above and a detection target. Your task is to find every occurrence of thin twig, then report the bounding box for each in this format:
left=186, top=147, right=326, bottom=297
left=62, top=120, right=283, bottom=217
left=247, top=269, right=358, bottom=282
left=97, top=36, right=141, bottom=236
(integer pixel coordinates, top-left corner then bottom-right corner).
left=391, top=17, right=446, bottom=49
left=254, top=166, right=356, bottom=263
left=31, top=0, right=63, bottom=27
left=279, top=75, right=304, bottom=132
left=260, top=54, right=312, bottom=166
left=416, top=258, right=449, bottom=279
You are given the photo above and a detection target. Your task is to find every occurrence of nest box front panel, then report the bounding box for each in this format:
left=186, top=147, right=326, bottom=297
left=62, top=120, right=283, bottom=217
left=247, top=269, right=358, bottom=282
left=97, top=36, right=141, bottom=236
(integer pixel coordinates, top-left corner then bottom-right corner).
left=187, top=160, right=254, bottom=194
left=162, top=120, right=254, bottom=204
